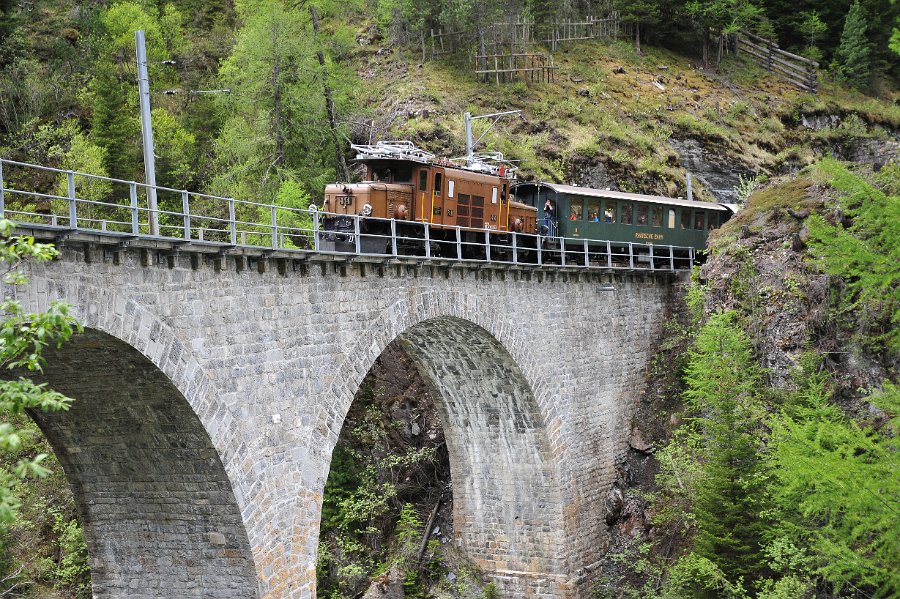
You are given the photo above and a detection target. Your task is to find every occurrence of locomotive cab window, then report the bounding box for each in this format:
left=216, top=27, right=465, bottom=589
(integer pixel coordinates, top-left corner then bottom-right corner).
left=621, top=203, right=633, bottom=225
left=434, top=173, right=443, bottom=195
left=419, top=170, right=428, bottom=192
left=394, top=165, right=412, bottom=183
left=374, top=167, right=392, bottom=182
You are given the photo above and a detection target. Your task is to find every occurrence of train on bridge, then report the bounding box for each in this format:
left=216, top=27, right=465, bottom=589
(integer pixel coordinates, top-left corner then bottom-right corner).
left=321, top=140, right=735, bottom=268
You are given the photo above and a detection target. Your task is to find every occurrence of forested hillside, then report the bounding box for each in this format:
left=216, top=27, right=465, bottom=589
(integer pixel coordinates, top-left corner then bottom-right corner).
left=0, top=0, right=897, bottom=598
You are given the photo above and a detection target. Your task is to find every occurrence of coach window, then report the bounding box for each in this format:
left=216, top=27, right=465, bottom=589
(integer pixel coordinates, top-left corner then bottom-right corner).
left=419, top=170, right=428, bottom=192
left=707, top=212, right=717, bottom=230
left=570, top=198, right=584, bottom=220
left=587, top=199, right=601, bottom=222
left=434, top=173, right=443, bottom=195
left=652, top=206, right=663, bottom=227
left=621, top=203, right=633, bottom=225
left=637, top=205, right=648, bottom=225
left=668, top=209, right=676, bottom=228
left=681, top=209, right=690, bottom=229
left=694, top=211, right=705, bottom=230
left=605, top=201, right=618, bottom=223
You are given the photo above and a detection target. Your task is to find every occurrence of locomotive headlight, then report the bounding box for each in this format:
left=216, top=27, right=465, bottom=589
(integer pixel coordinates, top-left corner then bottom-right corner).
left=362, top=203, right=373, bottom=216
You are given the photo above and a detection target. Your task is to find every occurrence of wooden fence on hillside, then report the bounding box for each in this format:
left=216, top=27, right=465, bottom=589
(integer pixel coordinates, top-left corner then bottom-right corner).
left=737, top=31, right=818, bottom=93
left=429, top=13, right=628, bottom=62
left=474, top=53, right=557, bottom=84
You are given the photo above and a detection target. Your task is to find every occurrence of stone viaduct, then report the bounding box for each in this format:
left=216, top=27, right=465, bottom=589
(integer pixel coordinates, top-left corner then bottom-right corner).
left=13, top=239, right=675, bottom=598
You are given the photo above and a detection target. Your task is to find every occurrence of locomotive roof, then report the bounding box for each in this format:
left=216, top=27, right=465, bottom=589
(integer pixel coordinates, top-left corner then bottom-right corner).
left=512, top=181, right=731, bottom=211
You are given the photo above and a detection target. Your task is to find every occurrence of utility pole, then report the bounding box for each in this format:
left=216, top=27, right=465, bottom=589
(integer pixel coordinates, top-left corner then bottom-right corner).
left=464, top=110, right=522, bottom=167
left=135, top=29, right=159, bottom=235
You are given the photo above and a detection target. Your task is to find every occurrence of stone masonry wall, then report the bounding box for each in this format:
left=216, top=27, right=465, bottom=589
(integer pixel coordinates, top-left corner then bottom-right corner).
left=15, top=245, right=671, bottom=598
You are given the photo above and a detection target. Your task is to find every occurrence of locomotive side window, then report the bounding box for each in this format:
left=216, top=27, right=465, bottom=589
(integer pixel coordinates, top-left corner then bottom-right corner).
left=621, top=203, right=633, bottom=225
left=419, top=170, right=428, bottom=192
left=652, top=206, right=663, bottom=227
left=637, top=205, right=648, bottom=225
left=694, top=212, right=705, bottom=230
left=668, top=209, right=676, bottom=228
left=375, top=167, right=391, bottom=181
left=434, top=173, right=443, bottom=195
left=681, top=209, right=690, bottom=229
left=448, top=180, right=455, bottom=198
left=605, top=201, right=617, bottom=223
left=587, top=199, right=601, bottom=222
left=570, top=199, right=583, bottom=220
left=491, top=187, right=498, bottom=204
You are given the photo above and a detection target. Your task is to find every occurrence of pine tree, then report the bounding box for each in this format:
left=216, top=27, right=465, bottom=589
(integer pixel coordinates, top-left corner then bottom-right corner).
left=831, top=1, right=872, bottom=88
left=681, top=311, right=769, bottom=586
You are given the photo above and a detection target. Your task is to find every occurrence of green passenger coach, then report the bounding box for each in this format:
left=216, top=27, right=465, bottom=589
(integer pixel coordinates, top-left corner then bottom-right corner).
left=512, top=182, right=734, bottom=249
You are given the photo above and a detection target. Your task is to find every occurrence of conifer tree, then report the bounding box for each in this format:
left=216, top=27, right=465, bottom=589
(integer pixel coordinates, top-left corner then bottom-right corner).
left=681, top=311, right=769, bottom=585
left=832, top=1, right=872, bottom=88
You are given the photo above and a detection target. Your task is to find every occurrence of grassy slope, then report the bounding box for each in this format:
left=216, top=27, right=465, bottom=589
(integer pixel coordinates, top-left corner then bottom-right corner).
left=350, top=33, right=898, bottom=201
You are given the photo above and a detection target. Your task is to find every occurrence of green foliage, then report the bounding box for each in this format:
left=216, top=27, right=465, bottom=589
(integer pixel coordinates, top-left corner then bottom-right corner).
left=0, top=219, right=80, bottom=523
left=831, top=1, right=872, bottom=88
left=798, top=11, right=827, bottom=61
left=49, top=508, right=91, bottom=596
left=734, top=173, right=759, bottom=205
left=805, top=159, right=900, bottom=353
left=766, top=378, right=900, bottom=596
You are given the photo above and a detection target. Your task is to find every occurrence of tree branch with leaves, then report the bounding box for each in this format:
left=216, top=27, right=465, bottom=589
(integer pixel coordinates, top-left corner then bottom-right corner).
left=0, top=220, right=81, bottom=524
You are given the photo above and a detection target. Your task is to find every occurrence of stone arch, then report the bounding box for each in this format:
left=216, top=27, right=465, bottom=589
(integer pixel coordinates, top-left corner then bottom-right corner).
left=320, top=291, right=570, bottom=596
left=24, top=327, right=258, bottom=598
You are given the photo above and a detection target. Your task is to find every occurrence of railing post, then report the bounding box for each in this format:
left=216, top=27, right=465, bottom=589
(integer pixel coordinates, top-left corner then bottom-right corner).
left=669, top=245, right=674, bottom=271
left=424, top=221, right=431, bottom=258
left=354, top=215, right=361, bottom=254
left=628, top=242, right=634, bottom=269
left=537, top=234, right=543, bottom=266
left=649, top=244, right=655, bottom=271
left=455, top=226, right=461, bottom=260
left=0, top=160, right=5, bottom=218
left=229, top=199, right=237, bottom=245
left=560, top=238, right=566, bottom=266
left=484, top=229, right=491, bottom=262
left=312, top=208, right=320, bottom=252
left=181, top=190, right=191, bottom=240
left=689, top=248, right=694, bottom=270
left=391, top=218, right=398, bottom=256
left=606, top=240, right=612, bottom=269
left=512, top=231, right=518, bottom=265
left=583, top=239, right=589, bottom=267
left=66, top=171, right=77, bottom=229
left=271, top=205, right=278, bottom=249
left=129, top=182, right=139, bottom=234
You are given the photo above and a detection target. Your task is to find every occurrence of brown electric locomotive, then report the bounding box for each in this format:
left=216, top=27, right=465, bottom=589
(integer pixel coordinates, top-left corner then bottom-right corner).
left=321, top=141, right=536, bottom=258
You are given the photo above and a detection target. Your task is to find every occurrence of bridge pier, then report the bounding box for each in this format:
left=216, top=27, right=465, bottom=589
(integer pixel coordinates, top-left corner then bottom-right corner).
left=11, top=242, right=671, bottom=598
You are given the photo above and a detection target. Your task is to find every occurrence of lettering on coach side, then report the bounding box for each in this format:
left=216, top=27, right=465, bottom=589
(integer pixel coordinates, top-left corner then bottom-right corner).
left=635, top=232, right=664, bottom=241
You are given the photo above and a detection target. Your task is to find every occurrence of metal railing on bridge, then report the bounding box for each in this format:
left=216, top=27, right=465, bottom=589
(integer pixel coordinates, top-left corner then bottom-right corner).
left=0, top=158, right=694, bottom=272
